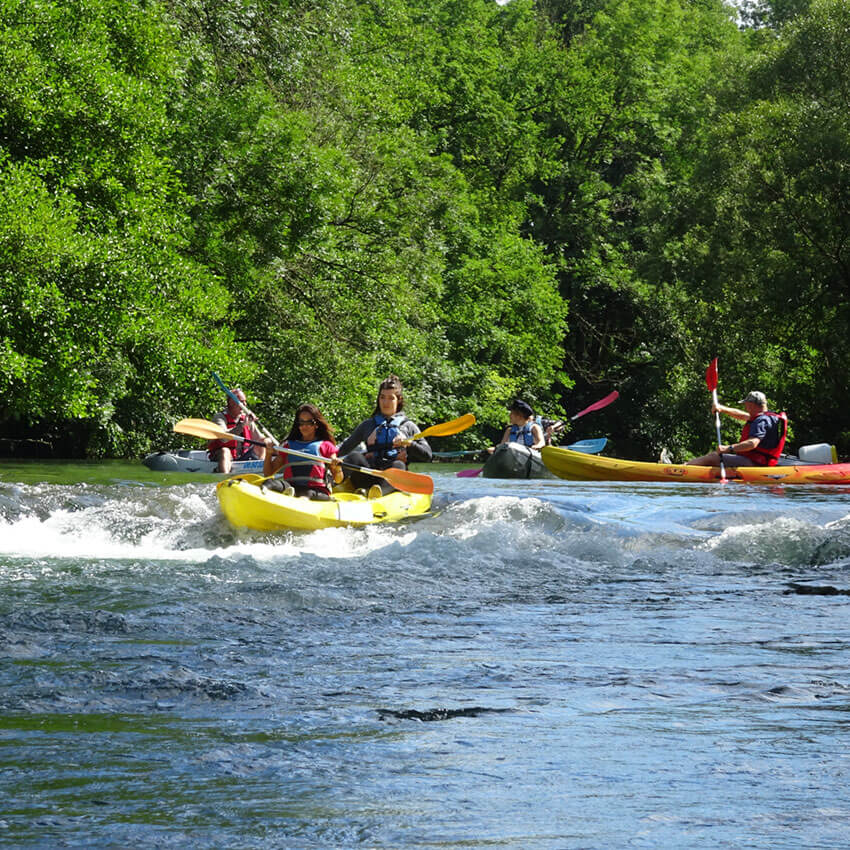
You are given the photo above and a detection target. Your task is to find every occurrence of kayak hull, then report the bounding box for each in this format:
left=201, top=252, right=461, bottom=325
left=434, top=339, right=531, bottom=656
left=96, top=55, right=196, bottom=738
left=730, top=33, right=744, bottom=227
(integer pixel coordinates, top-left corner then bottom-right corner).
left=541, top=446, right=850, bottom=485
left=481, top=442, right=554, bottom=479
left=216, top=476, right=432, bottom=531
left=143, top=450, right=263, bottom=475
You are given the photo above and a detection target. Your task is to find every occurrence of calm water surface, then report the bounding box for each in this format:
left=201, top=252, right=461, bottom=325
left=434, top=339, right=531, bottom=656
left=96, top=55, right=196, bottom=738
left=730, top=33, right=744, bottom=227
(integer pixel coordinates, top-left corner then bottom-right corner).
left=2, top=460, right=850, bottom=848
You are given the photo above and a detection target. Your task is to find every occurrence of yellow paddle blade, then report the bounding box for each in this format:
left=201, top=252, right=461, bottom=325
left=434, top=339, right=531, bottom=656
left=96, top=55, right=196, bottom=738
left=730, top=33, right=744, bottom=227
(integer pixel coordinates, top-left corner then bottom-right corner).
left=174, top=418, right=233, bottom=442
left=404, top=413, right=476, bottom=443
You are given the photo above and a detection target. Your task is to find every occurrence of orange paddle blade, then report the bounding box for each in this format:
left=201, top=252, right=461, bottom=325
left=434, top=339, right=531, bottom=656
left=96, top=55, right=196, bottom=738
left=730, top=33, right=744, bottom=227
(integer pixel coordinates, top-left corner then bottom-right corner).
left=372, top=465, right=434, bottom=495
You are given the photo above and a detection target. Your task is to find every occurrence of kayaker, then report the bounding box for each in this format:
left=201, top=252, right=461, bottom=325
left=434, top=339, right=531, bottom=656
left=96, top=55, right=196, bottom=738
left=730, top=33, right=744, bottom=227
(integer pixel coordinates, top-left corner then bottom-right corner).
left=488, top=399, right=545, bottom=454
left=262, top=404, right=342, bottom=500
left=686, top=390, right=787, bottom=467
left=337, top=375, right=432, bottom=497
left=537, top=416, right=565, bottom=446
left=207, top=387, right=266, bottom=473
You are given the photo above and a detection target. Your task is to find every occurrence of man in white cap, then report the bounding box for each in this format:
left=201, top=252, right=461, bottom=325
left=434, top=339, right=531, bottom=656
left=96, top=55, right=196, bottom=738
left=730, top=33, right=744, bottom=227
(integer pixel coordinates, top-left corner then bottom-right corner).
left=686, top=390, right=787, bottom=467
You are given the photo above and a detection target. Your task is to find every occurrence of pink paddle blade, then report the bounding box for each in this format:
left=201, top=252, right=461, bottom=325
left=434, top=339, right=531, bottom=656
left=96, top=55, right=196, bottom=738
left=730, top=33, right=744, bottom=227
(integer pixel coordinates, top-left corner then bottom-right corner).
left=570, top=390, right=619, bottom=420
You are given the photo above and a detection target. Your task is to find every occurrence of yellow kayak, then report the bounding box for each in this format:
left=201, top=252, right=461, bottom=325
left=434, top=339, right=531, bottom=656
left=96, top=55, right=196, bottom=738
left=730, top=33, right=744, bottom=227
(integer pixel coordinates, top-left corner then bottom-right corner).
left=541, top=446, right=850, bottom=485
left=216, top=475, right=432, bottom=531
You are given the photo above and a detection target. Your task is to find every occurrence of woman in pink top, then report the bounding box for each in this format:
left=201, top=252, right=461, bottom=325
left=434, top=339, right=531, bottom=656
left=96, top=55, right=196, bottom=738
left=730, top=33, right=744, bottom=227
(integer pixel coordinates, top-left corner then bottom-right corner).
left=263, top=404, right=341, bottom=499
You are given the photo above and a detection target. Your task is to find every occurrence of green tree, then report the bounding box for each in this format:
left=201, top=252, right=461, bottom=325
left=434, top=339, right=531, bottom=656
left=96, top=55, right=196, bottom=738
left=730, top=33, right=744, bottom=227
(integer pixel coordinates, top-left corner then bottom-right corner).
left=0, top=0, right=241, bottom=455
left=657, top=0, right=850, bottom=452
left=526, top=0, right=740, bottom=454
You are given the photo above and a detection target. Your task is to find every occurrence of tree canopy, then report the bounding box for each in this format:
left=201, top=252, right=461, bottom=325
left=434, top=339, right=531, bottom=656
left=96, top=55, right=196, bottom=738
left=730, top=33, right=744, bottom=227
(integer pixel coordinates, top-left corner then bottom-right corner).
left=1, top=0, right=848, bottom=459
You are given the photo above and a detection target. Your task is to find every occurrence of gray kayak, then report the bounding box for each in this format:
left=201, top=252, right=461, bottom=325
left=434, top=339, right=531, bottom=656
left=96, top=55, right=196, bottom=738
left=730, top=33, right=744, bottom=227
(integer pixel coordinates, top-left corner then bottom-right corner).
left=142, top=450, right=264, bottom=474
left=478, top=438, right=608, bottom=480
left=481, top=443, right=554, bottom=479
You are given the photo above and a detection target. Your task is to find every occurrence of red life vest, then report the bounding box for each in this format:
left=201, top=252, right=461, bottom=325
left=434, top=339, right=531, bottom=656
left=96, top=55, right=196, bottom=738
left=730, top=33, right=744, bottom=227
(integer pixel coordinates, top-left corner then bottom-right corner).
left=281, top=439, right=335, bottom=494
left=739, top=411, right=787, bottom=466
left=207, top=411, right=254, bottom=459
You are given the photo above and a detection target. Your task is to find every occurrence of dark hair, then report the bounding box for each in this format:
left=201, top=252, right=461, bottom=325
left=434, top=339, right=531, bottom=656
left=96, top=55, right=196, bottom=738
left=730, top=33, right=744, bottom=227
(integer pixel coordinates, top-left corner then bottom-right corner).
left=373, top=374, right=404, bottom=414
left=287, top=403, right=335, bottom=442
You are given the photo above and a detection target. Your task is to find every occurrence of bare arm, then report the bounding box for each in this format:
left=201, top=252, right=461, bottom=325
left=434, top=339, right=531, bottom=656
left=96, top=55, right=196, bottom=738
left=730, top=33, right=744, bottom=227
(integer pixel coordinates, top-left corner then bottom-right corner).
left=713, top=403, right=749, bottom=422
left=530, top=423, right=545, bottom=450
left=397, top=421, right=432, bottom=463
left=263, top=438, right=286, bottom=476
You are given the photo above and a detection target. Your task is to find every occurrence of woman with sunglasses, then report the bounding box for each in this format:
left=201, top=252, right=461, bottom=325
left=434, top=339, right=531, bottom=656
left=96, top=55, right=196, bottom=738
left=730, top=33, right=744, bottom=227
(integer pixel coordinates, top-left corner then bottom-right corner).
left=263, top=404, right=342, bottom=500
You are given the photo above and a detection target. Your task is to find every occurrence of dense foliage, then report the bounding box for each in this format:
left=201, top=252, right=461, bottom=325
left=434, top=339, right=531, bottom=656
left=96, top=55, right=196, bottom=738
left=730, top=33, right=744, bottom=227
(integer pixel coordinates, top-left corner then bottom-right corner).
left=0, top=0, right=847, bottom=459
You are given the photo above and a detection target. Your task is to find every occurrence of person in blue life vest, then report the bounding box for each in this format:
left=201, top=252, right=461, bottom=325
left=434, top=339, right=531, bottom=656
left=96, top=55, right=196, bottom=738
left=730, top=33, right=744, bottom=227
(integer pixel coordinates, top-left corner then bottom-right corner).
left=337, top=375, right=432, bottom=497
left=686, top=390, right=787, bottom=467
left=487, top=399, right=545, bottom=455
left=207, top=387, right=266, bottom=473
left=262, top=403, right=342, bottom=499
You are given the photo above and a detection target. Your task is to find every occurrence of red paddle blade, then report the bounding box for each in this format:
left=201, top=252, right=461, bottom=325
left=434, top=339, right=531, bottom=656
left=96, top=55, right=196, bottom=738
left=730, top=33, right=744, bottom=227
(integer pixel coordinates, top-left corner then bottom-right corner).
left=705, top=358, right=719, bottom=392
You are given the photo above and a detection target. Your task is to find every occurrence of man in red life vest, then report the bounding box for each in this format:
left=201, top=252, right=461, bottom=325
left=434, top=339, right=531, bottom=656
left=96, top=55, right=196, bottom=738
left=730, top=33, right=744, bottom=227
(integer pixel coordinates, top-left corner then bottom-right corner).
left=686, top=390, right=787, bottom=468
left=207, top=387, right=266, bottom=473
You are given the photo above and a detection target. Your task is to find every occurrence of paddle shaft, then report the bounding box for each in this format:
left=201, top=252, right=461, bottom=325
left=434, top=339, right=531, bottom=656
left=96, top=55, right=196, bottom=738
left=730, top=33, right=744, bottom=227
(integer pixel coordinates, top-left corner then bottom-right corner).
left=175, top=419, right=433, bottom=494
left=712, top=387, right=727, bottom=481
left=212, top=371, right=278, bottom=444
left=242, top=433, right=424, bottom=489
left=705, top=359, right=726, bottom=481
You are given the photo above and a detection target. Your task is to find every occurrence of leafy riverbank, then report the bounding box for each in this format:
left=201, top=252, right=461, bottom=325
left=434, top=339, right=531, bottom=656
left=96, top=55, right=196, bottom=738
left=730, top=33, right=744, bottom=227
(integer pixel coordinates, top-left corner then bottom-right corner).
left=2, top=0, right=848, bottom=459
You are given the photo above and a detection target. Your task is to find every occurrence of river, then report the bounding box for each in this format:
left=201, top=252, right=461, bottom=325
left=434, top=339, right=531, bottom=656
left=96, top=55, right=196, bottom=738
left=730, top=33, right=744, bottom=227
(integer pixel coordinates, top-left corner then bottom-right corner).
left=2, top=461, right=850, bottom=848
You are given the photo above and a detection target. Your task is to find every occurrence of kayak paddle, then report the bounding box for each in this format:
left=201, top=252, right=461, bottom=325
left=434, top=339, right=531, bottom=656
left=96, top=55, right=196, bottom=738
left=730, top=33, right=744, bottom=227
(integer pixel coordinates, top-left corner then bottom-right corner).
left=704, top=358, right=726, bottom=482
left=174, top=418, right=434, bottom=495
left=211, top=371, right=278, bottom=444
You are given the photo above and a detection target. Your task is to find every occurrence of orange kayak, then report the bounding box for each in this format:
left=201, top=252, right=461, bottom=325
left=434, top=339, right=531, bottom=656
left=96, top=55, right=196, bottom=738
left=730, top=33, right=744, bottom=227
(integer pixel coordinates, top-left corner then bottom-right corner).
left=540, top=446, right=850, bottom=485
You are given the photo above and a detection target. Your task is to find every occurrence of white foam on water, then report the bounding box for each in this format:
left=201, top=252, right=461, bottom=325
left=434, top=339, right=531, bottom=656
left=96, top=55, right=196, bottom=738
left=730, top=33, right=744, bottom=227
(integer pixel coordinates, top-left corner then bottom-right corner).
left=0, top=497, right=421, bottom=569
left=702, top=514, right=843, bottom=565
left=429, top=495, right=560, bottom=540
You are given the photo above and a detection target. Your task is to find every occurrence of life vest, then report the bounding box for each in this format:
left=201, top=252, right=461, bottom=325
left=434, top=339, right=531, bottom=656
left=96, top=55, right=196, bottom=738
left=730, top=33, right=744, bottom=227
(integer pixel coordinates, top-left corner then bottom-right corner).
left=739, top=411, right=787, bottom=466
left=281, top=439, right=333, bottom=493
left=509, top=422, right=536, bottom=447
left=369, top=413, right=407, bottom=463
left=207, top=411, right=254, bottom=460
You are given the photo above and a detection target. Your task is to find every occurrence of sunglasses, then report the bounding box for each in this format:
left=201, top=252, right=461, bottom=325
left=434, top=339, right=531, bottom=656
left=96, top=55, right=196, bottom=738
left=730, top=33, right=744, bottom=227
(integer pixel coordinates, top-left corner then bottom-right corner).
left=297, top=418, right=318, bottom=426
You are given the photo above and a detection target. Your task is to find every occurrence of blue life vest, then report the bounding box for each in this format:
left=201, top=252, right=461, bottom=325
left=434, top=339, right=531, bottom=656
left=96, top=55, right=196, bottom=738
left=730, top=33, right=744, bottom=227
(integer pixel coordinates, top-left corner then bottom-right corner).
left=509, top=422, right=536, bottom=447
left=283, top=438, right=329, bottom=490
left=370, top=413, right=407, bottom=462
